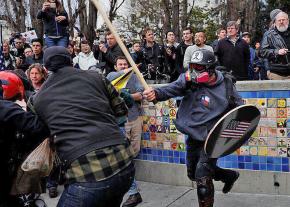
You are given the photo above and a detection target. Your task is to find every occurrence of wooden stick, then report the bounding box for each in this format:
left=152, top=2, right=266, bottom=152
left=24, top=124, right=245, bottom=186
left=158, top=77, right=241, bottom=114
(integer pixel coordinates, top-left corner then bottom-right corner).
left=90, top=0, right=149, bottom=90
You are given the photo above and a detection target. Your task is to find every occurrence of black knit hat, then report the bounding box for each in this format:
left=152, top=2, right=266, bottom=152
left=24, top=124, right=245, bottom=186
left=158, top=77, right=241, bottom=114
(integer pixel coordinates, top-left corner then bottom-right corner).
left=43, top=46, right=72, bottom=71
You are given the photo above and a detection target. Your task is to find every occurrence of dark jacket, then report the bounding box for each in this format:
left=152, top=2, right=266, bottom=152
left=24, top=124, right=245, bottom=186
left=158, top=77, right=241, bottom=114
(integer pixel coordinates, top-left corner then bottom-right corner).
left=260, top=27, right=290, bottom=76
left=33, top=66, right=128, bottom=163
left=215, top=37, right=250, bottom=80
left=37, top=8, right=68, bottom=37
left=22, top=52, right=44, bottom=69
left=141, top=42, right=167, bottom=80
left=98, top=44, right=124, bottom=75
left=0, top=99, right=48, bottom=206
left=154, top=71, right=243, bottom=141
left=175, top=41, right=192, bottom=74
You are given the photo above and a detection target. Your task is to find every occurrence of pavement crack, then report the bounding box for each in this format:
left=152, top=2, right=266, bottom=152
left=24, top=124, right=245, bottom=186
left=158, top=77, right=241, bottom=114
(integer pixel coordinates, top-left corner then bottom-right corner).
left=166, top=188, right=193, bottom=207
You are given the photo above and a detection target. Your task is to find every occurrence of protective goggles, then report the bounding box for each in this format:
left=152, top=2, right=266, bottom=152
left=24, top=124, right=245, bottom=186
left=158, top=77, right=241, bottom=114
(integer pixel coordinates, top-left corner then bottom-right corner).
left=189, top=63, right=206, bottom=71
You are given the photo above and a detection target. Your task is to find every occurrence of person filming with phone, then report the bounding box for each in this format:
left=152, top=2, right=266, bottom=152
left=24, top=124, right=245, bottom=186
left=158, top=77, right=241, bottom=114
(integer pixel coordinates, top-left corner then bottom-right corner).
left=37, top=0, right=69, bottom=48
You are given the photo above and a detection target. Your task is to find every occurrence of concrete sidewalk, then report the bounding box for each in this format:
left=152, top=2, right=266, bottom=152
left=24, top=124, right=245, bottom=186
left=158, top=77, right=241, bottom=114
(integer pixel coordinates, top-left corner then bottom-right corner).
left=42, top=181, right=290, bottom=207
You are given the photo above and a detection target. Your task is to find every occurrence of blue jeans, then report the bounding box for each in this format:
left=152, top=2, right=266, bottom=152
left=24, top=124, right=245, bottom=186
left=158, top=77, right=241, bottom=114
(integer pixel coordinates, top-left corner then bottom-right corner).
left=45, top=36, right=68, bottom=48
left=57, top=163, right=135, bottom=207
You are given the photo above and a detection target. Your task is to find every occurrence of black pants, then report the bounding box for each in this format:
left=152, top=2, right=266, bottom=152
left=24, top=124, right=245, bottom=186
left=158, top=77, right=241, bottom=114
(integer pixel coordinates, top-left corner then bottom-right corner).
left=186, top=138, right=237, bottom=206
left=186, top=138, right=235, bottom=181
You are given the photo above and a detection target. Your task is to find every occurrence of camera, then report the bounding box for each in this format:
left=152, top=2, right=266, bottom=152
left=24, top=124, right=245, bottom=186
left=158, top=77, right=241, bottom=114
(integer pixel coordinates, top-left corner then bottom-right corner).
left=50, top=3, right=56, bottom=8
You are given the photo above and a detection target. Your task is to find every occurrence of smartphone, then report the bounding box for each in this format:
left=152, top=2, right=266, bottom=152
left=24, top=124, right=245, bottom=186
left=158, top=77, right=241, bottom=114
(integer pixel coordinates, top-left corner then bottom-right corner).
left=50, top=3, right=56, bottom=8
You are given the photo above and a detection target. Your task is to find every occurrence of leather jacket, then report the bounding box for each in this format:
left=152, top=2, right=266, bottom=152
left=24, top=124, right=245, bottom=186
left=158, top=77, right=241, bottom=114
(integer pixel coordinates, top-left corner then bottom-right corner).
left=260, top=27, right=290, bottom=75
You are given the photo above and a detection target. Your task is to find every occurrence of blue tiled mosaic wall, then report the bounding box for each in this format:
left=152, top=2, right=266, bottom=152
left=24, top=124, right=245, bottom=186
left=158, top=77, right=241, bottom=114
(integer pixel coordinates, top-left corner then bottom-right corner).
left=137, top=90, right=290, bottom=173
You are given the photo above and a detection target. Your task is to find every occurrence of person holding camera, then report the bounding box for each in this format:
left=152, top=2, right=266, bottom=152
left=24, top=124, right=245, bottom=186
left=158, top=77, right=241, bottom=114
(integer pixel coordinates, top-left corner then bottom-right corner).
left=37, top=0, right=69, bottom=48
left=98, top=31, right=124, bottom=75
left=141, top=27, right=168, bottom=83
left=164, top=31, right=179, bottom=82
left=260, top=9, right=290, bottom=80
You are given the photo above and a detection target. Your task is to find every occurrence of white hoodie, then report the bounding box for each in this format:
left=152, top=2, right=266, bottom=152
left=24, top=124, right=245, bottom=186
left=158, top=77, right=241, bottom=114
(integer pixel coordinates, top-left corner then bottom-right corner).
left=73, top=51, right=99, bottom=70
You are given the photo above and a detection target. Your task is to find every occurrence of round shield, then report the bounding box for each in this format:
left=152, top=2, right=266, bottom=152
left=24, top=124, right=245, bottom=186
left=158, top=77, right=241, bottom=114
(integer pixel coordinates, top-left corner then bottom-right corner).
left=204, top=104, right=261, bottom=158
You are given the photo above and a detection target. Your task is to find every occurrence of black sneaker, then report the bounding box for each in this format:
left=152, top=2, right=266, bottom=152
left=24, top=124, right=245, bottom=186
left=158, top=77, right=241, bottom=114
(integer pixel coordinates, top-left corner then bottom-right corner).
left=222, top=171, right=240, bottom=194
left=48, top=187, right=58, bottom=198
left=122, top=192, right=143, bottom=207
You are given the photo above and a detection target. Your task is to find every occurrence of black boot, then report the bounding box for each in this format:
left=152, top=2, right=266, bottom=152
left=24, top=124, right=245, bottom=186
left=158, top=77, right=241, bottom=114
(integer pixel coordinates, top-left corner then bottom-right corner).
left=222, top=171, right=239, bottom=194
left=196, top=177, right=214, bottom=207
left=214, top=168, right=239, bottom=194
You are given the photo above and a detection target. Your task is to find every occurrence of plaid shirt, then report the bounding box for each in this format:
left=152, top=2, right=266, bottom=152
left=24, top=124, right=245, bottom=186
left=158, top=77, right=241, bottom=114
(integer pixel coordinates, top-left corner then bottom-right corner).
left=66, top=141, right=135, bottom=183
left=59, top=74, right=132, bottom=183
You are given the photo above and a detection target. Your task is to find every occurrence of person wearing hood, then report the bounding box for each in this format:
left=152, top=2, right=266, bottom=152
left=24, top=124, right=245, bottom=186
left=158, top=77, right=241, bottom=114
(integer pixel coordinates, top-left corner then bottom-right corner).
left=32, top=46, right=135, bottom=207
left=73, top=40, right=99, bottom=70
left=143, top=49, right=243, bottom=207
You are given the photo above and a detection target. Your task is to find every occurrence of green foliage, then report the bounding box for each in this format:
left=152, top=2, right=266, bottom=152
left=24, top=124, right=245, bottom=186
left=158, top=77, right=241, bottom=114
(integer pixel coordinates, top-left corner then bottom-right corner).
left=188, top=7, right=220, bottom=43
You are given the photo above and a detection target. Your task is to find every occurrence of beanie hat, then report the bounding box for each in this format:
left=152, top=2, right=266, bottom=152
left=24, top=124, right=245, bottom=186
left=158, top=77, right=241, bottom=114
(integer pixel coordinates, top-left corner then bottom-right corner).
left=43, top=46, right=72, bottom=71
left=270, top=9, right=282, bottom=21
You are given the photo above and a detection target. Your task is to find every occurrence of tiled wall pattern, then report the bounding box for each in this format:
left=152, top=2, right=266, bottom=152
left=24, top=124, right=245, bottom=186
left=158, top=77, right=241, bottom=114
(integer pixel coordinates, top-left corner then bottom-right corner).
left=137, top=90, right=290, bottom=172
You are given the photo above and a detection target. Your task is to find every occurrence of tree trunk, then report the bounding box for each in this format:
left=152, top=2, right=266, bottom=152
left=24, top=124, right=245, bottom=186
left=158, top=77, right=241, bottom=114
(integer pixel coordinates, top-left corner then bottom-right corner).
left=172, top=0, right=180, bottom=41
left=109, top=0, right=125, bottom=22
left=87, top=1, right=98, bottom=45
left=226, top=0, right=259, bottom=34
left=161, top=0, right=171, bottom=38
left=2, top=0, right=27, bottom=32
left=78, top=0, right=88, bottom=39
left=67, top=0, right=73, bottom=38
left=15, top=0, right=26, bottom=32
left=29, top=0, right=45, bottom=40
left=180, top=0, right=190, bottom=30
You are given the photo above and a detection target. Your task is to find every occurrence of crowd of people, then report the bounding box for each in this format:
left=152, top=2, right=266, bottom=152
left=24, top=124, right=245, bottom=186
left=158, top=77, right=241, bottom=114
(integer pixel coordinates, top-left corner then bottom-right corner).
left=0, top=0, right=289, bottom=206
left=1, top=6, right=290, bottom=82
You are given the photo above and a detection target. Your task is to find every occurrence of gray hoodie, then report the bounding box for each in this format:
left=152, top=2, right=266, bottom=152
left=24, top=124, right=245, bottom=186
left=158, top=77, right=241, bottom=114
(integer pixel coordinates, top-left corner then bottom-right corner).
left=155, top=70, right=243, bottom=141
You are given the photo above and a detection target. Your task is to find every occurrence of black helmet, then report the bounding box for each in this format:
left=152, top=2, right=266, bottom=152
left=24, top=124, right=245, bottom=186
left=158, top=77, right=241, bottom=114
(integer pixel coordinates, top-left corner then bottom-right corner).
left=189, top=49, right=216, bottom=65
left=189, top=49, right=217, bottom=74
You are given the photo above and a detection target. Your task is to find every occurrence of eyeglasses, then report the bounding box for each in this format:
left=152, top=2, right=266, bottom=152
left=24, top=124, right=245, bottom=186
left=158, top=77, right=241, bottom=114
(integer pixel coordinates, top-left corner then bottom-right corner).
left=276, top=18, right=288, bottom=23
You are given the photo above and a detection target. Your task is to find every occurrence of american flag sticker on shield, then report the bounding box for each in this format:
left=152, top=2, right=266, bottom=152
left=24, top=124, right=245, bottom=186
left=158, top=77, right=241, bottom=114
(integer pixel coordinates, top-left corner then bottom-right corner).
left=220, top=120, right=251, bottom=139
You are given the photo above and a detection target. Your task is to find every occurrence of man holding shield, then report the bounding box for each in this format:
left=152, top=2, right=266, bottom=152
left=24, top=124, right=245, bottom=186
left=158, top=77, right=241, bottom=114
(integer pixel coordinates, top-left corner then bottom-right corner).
left=143, top=49, right=243, bottom=207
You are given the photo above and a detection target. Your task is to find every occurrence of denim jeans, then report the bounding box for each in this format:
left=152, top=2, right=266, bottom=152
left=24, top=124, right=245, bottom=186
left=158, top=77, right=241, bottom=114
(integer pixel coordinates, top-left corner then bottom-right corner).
left=57, top=163, right=135, bottom=207
left=45, top=36, right=68, bottom=48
